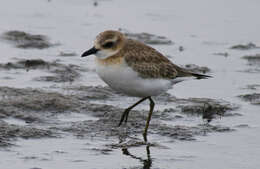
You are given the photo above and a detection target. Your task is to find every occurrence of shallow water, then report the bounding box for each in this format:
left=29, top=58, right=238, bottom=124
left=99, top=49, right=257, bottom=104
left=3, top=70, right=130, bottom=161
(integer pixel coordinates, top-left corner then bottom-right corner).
left=0, top=0, right=260, bottom=169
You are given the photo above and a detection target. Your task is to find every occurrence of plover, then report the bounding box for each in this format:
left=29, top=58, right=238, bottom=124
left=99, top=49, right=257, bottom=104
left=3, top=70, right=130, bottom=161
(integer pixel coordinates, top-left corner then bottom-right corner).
left=81, top=30, right=211, bottom=142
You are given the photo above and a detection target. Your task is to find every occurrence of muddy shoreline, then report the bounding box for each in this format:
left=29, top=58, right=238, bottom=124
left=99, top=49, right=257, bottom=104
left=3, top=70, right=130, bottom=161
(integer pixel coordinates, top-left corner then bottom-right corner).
left=1, top=0, right=260, bottom=168
left=0, top=85, right=238, bottom=147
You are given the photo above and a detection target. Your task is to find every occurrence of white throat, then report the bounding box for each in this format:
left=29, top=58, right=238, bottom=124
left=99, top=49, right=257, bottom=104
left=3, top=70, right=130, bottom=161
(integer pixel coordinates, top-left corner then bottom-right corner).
left=95, top=50, right=118, bottom=59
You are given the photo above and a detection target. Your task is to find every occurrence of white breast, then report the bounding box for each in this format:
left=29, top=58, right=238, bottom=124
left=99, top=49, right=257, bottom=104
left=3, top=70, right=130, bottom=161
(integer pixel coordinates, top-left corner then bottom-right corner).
left=95, top=61, right=172, bottom=97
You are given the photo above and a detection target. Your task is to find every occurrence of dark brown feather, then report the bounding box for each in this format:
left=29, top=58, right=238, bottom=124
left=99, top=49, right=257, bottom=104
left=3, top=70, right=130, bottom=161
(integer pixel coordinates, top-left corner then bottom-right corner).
left=122, top=39, right=210, bottom=79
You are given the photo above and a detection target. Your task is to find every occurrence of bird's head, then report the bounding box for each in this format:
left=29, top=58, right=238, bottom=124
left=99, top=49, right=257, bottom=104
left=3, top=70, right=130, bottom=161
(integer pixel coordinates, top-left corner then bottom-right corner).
left=81, top=30, right=125, bottom=59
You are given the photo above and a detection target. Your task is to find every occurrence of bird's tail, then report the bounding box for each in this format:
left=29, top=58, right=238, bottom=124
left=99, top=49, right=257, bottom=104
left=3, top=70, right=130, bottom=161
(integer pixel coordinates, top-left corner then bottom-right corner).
left=190, top=72, right=212, bottom=79
left=172, top=63, right=212, bottom=79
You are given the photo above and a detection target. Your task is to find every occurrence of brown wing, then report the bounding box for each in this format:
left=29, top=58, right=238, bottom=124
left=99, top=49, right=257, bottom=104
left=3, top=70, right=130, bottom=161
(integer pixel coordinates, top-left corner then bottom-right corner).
left=123, top=39, right=212, bottom=79
left=123, top=39, right=178, bottom=79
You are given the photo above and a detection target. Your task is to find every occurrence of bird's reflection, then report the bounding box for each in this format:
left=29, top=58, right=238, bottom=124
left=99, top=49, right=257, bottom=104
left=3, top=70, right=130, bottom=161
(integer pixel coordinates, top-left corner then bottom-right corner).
left=122, top=145, right=152, bottom=169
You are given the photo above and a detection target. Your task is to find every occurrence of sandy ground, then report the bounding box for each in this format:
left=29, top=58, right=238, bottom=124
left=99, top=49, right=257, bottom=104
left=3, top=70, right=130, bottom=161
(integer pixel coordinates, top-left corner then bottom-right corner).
left=0, top=0, right=260, bottom=169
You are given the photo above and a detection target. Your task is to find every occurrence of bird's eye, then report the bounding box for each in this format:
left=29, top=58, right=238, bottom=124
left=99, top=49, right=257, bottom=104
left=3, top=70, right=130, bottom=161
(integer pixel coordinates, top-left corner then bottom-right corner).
left=102, top=42, right=114, bottom=48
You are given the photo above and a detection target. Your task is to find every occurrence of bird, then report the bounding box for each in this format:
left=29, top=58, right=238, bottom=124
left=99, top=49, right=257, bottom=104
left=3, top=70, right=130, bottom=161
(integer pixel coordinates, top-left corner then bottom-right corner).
left=81, top=30, right=211, bottom=142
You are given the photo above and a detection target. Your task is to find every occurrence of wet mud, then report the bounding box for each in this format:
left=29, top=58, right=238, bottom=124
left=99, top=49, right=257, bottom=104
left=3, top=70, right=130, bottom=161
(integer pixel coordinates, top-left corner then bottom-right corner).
left=242, top=54, right=260, bottom=66
left=119, top=28, right=173, bottom=45
left=58, top=51, right=77, bottom=57
left=213, top=52, right=229, bottom=57
left=0, top=86, right=236, bottom=147
left=241, top=53, right=260, bottom=73
left=230, top=42, right=260, bottom=50
left=244, top=84, right=260, bottom=90
left=238, top=93, right=260, bottom=105
left=0, top=59, right=85, bottom=83
left=182, top=64, right=211, bottom=74
left=0, top=120, right=54, bottom=147
left=1, top=30, right=58, bottom=49
left=65, top=85, right=123, bottom=101
left=177, top=98, right=239, bottom=122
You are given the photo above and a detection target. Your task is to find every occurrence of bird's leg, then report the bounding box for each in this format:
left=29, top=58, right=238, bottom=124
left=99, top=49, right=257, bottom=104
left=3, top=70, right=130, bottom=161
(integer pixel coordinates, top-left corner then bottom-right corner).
left=118, top=96, right=149, bottom=126
left=143, top=97, right=155, bottom=142
left=124, top=97, right=148, bottom=123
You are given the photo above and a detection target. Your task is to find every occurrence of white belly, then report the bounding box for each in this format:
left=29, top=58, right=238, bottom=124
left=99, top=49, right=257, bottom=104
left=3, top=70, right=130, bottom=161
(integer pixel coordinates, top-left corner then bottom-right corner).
left=96, top=63, right=172, bottom=97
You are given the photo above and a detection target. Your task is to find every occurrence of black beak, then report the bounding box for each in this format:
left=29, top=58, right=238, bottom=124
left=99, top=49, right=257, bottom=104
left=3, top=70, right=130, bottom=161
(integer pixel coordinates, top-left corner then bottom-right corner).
left=81, top=47, right=99, bottom=57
